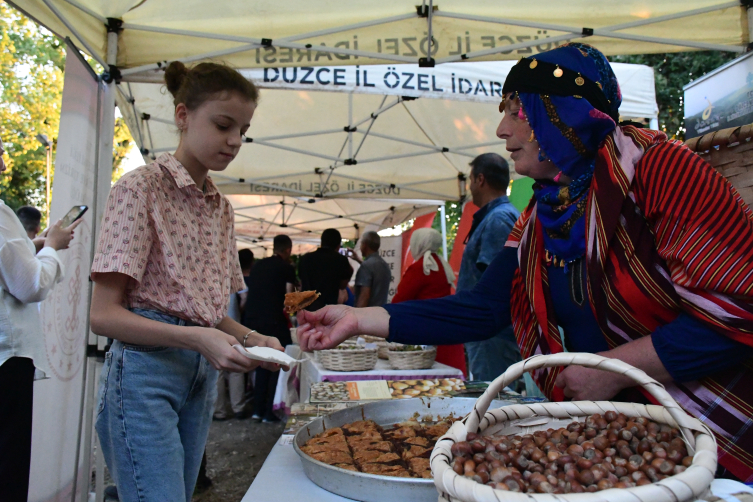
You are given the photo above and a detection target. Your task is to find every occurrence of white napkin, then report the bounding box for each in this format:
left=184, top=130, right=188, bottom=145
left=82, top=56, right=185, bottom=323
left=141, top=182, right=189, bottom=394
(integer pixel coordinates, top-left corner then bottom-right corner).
left=233, top=345, right=305, bottom=370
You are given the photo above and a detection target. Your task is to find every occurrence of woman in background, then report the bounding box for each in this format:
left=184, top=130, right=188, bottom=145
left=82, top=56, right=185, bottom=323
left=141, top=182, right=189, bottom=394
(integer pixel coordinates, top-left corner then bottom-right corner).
left=391, top=228, right=465, bottom=375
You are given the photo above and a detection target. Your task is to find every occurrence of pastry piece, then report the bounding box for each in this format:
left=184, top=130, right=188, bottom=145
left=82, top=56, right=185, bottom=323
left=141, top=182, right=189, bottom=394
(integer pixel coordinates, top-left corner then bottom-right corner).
left=385, top=426, right=416, bottom=440
left=307, top=450, right=354, bottom=465
left=363, top=452, right=401, bottom=465
left=353, top=449, right=384, bottom=464
left=342, top=420, right=380, bottom=435
left=403, top=436, right=430, bottom=448
left=284, top=290, right=321, bottom=314
left=408, top=457, right=431, bottom=478
left=424, top=423, right=450, bottom=438
left=306, top=434, right=348, bottom=446
left=348, top=440, right=392, bottom=453
left=334, top=463, right=359, bottom=472
left=320, top=427, right=345, bottom=437
left=361, top=463, right=411, bottom=477
left=301, top=442, right=350, bottom=455
left=346, top=430, right=382, bottom=445
left=401, top=445, right=430, bottom=461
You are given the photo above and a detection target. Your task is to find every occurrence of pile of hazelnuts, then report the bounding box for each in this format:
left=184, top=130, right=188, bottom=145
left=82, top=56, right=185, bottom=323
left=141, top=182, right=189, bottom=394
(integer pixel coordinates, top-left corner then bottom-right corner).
left=448, top=411, right=694, bottom=494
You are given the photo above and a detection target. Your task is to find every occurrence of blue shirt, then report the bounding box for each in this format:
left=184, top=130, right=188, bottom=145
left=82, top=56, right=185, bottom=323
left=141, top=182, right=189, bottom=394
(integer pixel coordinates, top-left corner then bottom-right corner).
left=457, top=196, right=520, bottom=292
left=384, top=247, right=753, bottom=382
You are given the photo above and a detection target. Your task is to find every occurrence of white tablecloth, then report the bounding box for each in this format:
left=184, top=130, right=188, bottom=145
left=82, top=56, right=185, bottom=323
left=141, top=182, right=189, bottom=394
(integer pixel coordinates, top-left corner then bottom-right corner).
left=244, top=436, right=753, bottom=502
left=242, top=436, right=356, bottom=502
left=273, top=345, right=465, bottom=414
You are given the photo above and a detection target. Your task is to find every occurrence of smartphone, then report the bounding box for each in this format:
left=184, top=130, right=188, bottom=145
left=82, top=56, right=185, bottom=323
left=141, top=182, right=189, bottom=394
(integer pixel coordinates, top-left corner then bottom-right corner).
left=60, top=205, right=88, bottom=227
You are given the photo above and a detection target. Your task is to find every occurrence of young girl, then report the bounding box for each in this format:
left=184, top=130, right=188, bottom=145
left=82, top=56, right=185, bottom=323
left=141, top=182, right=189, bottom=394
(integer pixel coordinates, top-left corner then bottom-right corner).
left=89, top=61, right=283, bottom=501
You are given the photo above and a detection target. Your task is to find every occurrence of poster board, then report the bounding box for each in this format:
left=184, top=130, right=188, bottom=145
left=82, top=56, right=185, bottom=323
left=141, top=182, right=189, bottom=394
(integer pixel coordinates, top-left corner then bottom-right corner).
left=684, top=52, right=753, bottom=138
left=29, top=46, right=103, bottom=502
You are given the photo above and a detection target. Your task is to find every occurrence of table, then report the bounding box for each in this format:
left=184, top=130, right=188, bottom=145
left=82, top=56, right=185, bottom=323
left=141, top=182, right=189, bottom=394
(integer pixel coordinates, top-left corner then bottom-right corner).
left=273, top=345, right=465, bottom=414
left=242, top=436, right=356, bottom=502
left=243, top=435, right=753, bottom=502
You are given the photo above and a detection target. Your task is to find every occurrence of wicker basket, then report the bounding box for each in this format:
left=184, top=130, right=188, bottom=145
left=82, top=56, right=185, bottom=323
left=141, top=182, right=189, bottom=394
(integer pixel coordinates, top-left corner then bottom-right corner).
left=685, top=123, right=753, bottom=207
left=387, top=346, right=437, bottom=370
left=431, top=353, right=717, bottom=502
left=378, top=342, right=401, bottom=359
left=316, top=347, right=378, bottom=372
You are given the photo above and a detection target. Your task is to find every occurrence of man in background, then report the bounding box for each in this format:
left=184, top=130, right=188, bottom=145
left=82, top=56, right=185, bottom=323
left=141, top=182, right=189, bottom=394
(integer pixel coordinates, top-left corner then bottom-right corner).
left=243, top=235, right=297, bottom=422
left=460, top=153, right=522, bottom=382
left=213, top=248, right=255, bottom=421
left=298, top=228, right=352, bottom=311
left=15, top=206, right=42, bottom=240
left=353, top=231, right=391, bottom=307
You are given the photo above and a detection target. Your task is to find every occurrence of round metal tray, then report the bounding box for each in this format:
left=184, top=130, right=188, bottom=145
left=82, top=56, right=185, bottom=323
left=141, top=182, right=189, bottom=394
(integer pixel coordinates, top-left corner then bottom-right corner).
left=293, top=397, right=511, bottom=502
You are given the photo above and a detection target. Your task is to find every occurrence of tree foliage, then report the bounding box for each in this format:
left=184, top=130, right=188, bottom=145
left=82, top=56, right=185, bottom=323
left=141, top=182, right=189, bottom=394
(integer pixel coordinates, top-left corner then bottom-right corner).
left=612, top=51, right=738, bottom=140
left=0, top=4, right=135, bottom=219
left=0, top=3, right=64, bottom=214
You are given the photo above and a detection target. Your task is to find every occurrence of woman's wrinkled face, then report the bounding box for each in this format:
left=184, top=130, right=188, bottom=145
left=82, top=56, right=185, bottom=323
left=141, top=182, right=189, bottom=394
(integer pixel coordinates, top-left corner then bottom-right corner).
left=176, top=91, right=256, bottom=173
left=496, top=94, right=558, bottom=180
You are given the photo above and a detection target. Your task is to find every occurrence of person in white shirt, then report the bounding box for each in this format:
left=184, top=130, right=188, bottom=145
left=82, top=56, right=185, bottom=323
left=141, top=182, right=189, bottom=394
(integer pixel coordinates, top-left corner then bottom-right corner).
left=0, top=138, right=80, bottom=502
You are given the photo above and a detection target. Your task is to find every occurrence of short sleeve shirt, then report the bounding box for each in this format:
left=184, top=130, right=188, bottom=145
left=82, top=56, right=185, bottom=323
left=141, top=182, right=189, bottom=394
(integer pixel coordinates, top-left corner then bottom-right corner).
left=354, top=253, right=391, bottom=307
left=243, top=255, right=297, bottom=329
left=297, top=248, right=353, bottom=310
left=91, top=153, right=244, bottom=327
left=456, top=196, right=519, bottom=292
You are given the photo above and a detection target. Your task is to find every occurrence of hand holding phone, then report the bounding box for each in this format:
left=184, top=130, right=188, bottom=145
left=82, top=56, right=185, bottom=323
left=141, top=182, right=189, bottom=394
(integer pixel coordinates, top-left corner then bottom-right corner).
left=44, top=211, right=84, bottom=251
left=60, top=205, right=88, bottom=228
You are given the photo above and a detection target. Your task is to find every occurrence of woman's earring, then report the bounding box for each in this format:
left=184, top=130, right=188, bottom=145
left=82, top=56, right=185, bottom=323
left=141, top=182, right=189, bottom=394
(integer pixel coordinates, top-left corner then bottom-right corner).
left=528, top=130, right=535, bottom=143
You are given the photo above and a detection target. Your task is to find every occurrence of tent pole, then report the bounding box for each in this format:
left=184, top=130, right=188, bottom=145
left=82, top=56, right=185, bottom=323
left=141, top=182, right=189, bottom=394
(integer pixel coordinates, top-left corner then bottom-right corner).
left=348, top=93, right=353, bottom=160
left=120, top=42, right=261, bottom=77
left=440, top=204, right=448, bottom=260
left=251, top=139, right=344, bottom=162
left=749, top=7, right=753, bottom=44
left=40, top=0, right=108, bottom=69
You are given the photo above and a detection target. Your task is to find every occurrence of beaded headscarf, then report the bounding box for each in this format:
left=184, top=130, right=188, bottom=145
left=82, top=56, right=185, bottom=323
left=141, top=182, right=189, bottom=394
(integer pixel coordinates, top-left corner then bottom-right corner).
left=502, top=43, right=621, bottom=263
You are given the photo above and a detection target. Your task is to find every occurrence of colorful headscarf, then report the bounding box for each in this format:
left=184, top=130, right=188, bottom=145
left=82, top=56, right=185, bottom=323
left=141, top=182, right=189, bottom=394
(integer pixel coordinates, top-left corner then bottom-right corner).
left=503, top=43, right=622, bottom=263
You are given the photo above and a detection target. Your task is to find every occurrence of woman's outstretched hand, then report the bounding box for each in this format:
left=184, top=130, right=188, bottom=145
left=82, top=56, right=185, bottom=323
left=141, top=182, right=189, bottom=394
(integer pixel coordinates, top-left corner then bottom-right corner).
left=297, top=305, right=359, bottom=351
left=296, top=305, right=391, bottom=351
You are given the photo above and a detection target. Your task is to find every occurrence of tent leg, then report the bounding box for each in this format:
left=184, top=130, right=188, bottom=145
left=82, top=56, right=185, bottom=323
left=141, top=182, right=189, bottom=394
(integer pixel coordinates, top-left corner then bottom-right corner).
left=748, top=7, right=753, bottom=44
left=440, top=204, right=448, bottom=260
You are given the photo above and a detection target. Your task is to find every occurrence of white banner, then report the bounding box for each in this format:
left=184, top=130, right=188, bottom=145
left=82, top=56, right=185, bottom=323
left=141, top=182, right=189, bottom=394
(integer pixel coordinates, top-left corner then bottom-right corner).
left=379, top=235, right=402, bottom=303
left=30, top=47, right=102, bottom=502
left=243, top=62, right=506, bottom=103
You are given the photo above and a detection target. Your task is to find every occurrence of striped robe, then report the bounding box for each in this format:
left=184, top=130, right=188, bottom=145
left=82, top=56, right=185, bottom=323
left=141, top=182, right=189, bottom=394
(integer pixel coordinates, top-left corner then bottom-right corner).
left=506, top=126, right=753, bottom=481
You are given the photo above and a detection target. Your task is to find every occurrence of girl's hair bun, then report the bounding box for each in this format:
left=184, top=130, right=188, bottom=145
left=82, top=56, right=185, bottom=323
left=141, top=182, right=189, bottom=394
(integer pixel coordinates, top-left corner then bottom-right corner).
left=164, top=61, right=189, bottom=98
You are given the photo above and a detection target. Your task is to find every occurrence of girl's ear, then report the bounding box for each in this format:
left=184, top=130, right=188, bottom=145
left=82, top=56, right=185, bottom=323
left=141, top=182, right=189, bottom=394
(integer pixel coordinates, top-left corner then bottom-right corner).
left=175, top=103, right=188, bottom=131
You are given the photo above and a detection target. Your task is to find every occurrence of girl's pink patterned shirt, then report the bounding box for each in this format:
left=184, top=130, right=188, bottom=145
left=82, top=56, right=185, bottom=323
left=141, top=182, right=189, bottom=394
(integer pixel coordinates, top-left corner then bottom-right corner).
left=91, top=153, right=244, bottom=327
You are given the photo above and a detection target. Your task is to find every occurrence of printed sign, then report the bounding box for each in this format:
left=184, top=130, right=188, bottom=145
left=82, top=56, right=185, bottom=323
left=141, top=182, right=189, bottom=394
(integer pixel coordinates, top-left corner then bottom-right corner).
left=684, top=52, right=753, bottom=138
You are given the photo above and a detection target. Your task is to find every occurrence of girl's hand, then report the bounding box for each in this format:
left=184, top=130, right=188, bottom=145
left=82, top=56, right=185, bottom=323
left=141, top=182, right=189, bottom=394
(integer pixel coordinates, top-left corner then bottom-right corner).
left=189, top=327, right=260, bottom=372
left=296, top=305, right=361, bottom=351
left=249, top=333, right=286, bottom=372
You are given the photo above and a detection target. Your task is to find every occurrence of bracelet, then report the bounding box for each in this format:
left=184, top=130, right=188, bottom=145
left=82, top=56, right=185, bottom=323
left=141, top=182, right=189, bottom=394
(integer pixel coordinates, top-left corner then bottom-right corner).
left=243, top=330, right=256, bottom=347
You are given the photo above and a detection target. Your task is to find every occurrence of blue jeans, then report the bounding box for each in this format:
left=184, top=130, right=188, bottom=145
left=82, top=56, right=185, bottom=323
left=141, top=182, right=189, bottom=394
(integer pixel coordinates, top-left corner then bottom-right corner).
left=95, top=309, right=218, bottom=502
left=465, top=325, right=522, bottom=382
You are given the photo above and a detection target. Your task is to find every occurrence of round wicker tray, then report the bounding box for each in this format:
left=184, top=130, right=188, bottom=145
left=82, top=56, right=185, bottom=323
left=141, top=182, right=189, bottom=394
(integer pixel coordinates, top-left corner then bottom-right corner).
left=387, top=346, right=436, bottom=370
left=317, top=347, right=378, bottom=371
left=431, top=353, right=717, bottom=502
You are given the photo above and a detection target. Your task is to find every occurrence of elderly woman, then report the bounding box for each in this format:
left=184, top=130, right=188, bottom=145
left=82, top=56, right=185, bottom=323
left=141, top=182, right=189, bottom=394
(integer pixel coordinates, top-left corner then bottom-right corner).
left=391, top=228, right=465, bottom=374
left=297, top=44, right=753, bottom=482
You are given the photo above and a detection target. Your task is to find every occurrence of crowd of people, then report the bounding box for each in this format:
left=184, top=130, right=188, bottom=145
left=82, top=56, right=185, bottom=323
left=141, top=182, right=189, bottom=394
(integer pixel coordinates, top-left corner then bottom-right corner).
left=2, top=41, right=753, bottom=501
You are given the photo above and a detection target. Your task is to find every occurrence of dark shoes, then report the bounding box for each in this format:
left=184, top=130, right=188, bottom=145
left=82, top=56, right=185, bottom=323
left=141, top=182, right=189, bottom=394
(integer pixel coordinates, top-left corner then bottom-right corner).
left=104, top=485, right=119, bottom=501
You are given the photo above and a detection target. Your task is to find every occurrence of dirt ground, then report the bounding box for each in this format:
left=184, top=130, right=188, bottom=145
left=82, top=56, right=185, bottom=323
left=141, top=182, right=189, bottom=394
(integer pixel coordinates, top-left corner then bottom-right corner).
left=192, top=418, right=286, bottom=502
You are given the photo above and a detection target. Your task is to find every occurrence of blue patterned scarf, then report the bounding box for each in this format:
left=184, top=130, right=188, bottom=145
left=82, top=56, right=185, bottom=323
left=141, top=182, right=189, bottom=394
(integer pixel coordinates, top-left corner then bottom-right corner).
left=512, top=43, right=622, bottom=263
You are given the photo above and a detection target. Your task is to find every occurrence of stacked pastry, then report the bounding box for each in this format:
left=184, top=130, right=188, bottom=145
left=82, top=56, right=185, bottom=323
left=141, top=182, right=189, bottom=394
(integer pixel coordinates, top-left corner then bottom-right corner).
left=301, top=419, right=454, bottom=478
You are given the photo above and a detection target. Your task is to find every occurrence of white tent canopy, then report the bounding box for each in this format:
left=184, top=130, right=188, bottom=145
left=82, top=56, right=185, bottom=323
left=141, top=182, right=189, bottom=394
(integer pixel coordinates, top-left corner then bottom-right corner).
left=8, top=0, right=746, bottom=76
